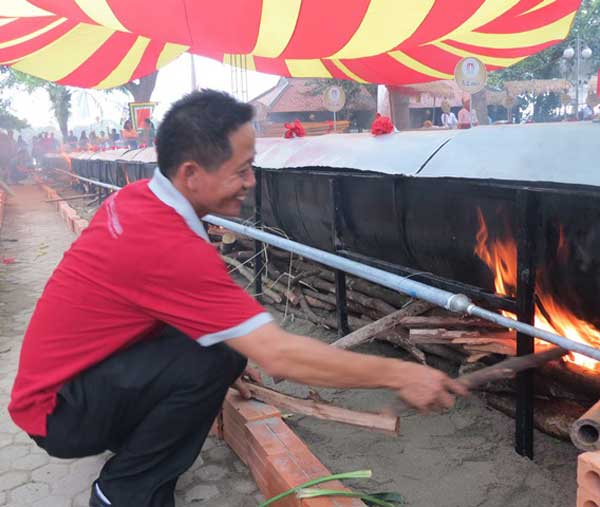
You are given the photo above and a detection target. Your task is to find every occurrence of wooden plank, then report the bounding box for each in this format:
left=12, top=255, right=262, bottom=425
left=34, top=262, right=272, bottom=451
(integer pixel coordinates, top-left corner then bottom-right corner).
left=244, top=382, right=399, bottom=435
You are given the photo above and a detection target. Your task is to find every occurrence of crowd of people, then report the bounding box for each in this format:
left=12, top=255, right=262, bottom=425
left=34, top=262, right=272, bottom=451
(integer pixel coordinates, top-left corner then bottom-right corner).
left=65, top=118, right=156, bottom=152
left=0, top=129, right=33, bottom=183
left=0, top=116, right=156, bottom=183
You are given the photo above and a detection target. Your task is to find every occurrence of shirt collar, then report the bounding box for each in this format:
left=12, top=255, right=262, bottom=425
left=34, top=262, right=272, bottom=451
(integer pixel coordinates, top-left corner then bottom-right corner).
left=148, top=167, right=209, bottom=241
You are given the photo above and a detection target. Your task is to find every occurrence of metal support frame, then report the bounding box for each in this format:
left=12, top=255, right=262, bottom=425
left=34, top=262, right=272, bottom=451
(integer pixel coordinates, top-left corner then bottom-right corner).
left=254, top=169, right=263, bottom=301
left=330, top=177, right=350, bottom=336
left=515, top=190, right=538, bottom=458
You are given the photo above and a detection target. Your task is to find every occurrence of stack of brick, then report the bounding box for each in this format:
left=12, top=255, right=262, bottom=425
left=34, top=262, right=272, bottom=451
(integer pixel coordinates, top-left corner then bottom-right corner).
left=39, top=183, right=89, bottom=236
left=577, top=452, right=600, bottom=506
left=223, top=391, right=366, bottom=507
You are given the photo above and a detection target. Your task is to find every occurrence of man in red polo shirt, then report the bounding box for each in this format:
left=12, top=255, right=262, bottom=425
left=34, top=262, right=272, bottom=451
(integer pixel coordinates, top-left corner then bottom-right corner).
left=10, top=90, right=466, bottom=507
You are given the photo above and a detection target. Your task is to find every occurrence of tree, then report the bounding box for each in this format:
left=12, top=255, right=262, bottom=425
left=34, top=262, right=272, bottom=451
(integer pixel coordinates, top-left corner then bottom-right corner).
left=489, top=0, right=600, bottom=116
left=0, top=68, right=71, bottom=137
left=120, top=72, right=158, bottom=103
left=303, top=78, right=377, bottom=122
left=0, top=99, right=28, bottom=130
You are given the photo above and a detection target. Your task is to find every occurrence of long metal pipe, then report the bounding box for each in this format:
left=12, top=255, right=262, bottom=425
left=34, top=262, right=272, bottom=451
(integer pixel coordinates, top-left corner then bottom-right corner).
left=205, top=215, right=600, bottom=362
left=49, top=168, right=600, bottom=361
left=53, top=168, right=121, bottom=191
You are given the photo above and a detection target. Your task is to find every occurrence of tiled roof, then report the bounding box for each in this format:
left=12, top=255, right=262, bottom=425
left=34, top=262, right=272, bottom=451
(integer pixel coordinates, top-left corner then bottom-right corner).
left=250, top=78, right=375, bottom=113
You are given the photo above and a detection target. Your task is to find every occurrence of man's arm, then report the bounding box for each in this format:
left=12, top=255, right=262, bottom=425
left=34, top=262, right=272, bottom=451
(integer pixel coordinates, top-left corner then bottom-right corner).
left=226, top=322, right=467, bottom=413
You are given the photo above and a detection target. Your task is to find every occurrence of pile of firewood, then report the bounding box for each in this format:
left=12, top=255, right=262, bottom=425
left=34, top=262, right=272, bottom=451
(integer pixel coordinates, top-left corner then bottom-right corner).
left=210, top=227, right=600, bottom=441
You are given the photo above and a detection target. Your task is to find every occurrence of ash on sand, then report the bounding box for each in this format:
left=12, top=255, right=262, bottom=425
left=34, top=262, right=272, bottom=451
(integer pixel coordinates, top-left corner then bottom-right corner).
left=264, top=303, right=578, bottom=507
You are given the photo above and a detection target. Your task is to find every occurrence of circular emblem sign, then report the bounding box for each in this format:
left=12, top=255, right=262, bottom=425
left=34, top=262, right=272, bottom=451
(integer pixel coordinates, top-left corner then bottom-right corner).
left=323, top=85, right=346, bottom=112
left=454, top=57, right=487, bottom=94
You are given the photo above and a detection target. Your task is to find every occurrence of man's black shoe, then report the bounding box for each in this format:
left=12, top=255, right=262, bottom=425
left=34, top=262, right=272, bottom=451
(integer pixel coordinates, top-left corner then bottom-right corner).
left=89, top=481, right=111, bottom=507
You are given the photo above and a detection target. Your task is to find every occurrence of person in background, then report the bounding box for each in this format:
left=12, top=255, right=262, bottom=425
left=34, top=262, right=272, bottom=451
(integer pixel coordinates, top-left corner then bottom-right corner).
left=79, top=131, right=89, bottom=151
left=141, top=118, right=156, bottom=147
left=441, top=110, right=458, bottom=129
left=0, top=130, right=11, bottom=181
left=66, top=131, right=78, bottom=152
left=457, top=97, right=478, bottom=129
left=121, top=119, right=138, bottom=149
left=89, top=130, right=99, bottom=147
left=98, top=131, right=108, bottom=148
left=110, top=128, right=120, bottom=144
left=17, top=135, right=28, bottom=153
left=8, top=147, right=31, bottom=183
left=49, top=133, right=59, bottom=153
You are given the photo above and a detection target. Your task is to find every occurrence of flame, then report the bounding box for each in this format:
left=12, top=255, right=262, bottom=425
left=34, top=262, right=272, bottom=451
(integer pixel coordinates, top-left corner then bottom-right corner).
left=474, top=208, right=600, bottom=371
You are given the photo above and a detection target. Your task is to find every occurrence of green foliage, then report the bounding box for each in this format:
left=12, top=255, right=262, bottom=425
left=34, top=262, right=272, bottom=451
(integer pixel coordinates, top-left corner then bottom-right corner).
left=490, top=0, right=600, bottom=86
left=0, top=68, right=71, bottom=136
left=0, top=99, right=28, bottom=130
left=303, top=78, right=377, bottom=120
left=487, top=0, right=600, bottom=119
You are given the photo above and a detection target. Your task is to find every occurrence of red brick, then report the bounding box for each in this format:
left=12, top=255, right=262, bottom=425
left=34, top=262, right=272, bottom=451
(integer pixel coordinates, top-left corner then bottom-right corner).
left=224, top=390, right=281, bottom=423
left=579, top=453, right=600, bottom=496
left=73, top=219, right=88, bottom=235
left=577, top=485, right=600, bottom=507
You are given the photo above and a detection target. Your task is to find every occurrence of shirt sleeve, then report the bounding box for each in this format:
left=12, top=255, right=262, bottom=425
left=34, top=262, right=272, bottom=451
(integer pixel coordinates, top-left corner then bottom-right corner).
left=136, top=238, right=273, bottom=346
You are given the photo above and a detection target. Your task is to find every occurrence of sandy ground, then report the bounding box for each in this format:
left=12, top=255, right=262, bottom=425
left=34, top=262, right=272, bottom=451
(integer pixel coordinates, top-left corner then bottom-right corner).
left=263, top=310, right=580, bottom=507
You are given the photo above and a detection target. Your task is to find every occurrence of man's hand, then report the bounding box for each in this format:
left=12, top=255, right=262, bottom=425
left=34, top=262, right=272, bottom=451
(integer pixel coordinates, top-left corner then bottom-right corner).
left=392, top=363, right=468, bottom=413
left=232, top=365, right=262, bottom=399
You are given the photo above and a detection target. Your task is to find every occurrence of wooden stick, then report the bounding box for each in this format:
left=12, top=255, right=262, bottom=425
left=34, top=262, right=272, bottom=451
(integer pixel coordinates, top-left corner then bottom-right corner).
left=221, top=255, right=282, bottom=303
left=307, top=276, right=397, bottom=315
left=303, top=292, right=336, bottom=311
left=383, top=332, right=426, bottom=364
left=329, top=300, right=435, bottom=350
left=301, top=286, right=385, bottom=321
left=298, top=291, right=324, bottom=325
left=458, top=347, right=568, bottom=389
left=397, top=316, right=504, bottom=330
left=243, top=382, right=399, bottom=435
left=488, top=393, right=585, bottom=441
left=44, top=193, right=95, bottom=203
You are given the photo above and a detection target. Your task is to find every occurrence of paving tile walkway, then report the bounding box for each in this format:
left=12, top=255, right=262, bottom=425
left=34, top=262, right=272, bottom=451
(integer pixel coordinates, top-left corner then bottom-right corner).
left=0, top=183, right=262, bottom=507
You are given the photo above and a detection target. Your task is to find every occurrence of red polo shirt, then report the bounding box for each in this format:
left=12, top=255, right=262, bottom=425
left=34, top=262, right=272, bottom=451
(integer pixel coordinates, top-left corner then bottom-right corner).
left=9, top=169, right=272, bottom=436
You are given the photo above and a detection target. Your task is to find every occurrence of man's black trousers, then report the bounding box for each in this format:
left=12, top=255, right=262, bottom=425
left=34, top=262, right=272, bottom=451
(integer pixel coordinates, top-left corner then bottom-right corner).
left=31, top=326, right=247, bottom=506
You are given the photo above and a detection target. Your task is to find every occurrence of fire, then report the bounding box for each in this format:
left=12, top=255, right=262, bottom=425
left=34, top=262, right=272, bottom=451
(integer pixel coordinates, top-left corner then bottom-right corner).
left=474, top=208, right=600, bottom=371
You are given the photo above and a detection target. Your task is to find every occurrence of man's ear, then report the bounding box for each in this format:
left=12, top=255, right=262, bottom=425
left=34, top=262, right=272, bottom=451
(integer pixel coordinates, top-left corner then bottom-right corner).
left=174, top=161, right=199, bottom=183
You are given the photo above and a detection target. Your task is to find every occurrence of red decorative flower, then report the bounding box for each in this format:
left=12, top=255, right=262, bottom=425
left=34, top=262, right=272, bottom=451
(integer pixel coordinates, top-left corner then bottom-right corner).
left=371, top=113, right=394, bottom=136
left=284, top=119, right=306, bottom=139
left=2, top=257, right=16, bottom=265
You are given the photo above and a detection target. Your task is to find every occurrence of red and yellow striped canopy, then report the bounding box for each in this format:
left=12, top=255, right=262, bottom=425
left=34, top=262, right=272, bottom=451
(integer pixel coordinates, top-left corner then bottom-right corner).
left=0, top=0, right=581, bottom=88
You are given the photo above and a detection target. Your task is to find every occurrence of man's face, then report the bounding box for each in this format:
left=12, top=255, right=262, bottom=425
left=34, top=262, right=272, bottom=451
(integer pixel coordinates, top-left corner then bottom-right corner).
left=180, top=122, right=257, bottom=218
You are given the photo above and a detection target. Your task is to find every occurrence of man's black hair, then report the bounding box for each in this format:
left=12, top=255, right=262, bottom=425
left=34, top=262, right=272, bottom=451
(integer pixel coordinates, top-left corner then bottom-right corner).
left=156, top=89, right=254, bottom=179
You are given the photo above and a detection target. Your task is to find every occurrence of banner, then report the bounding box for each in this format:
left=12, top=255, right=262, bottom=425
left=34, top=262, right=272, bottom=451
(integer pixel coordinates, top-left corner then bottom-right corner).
left=129, top=102, right=156, bottom=131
